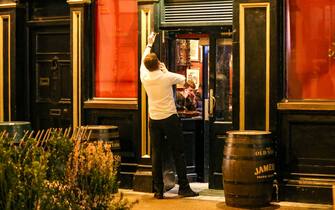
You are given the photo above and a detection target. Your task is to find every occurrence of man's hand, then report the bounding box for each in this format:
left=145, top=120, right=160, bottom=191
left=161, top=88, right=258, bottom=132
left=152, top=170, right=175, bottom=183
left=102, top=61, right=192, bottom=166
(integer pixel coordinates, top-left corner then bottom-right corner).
left=159, top=62, right=168, bottom=73
left=148, top=32, right=157, bottom=47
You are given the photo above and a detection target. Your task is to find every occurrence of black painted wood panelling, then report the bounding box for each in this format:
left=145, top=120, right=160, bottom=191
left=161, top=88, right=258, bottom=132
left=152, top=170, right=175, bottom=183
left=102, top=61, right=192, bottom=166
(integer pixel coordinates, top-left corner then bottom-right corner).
left=28, top=0, right=70, bottom=20
left=291, top=123, right=335, bottom=174
left=84, top=109, right=140, bottom=188
left=233, top=0, right=280, bottom=133
left=96, top=113, right=139, bottom=162
left=0, top=7, right=27, bottom=121
left=279, top=110, right=335, bottom=204
left=210, top=134, right=225, bottom=189
left=1, top=17, right=9, bottom=120
left=14, top=8, right=28, bottom=121
left=280, top=111, right=335, bottom=175
left=209, top=122, right=232, bottom=189
left=181, top=119, right=204, bottom=181
left=244, top=7, right=266, bottom=130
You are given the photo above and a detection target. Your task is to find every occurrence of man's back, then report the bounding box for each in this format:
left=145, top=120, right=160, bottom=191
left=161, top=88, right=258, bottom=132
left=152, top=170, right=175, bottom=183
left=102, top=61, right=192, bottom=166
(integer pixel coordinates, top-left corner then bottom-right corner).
left=141, top=67, right=184, bottom=120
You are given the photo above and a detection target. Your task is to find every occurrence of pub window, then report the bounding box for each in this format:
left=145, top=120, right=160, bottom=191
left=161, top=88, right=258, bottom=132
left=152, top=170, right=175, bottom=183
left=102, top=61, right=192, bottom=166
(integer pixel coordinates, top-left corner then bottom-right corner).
left=95, top=0, right=138, bottom=98
left=286, top=0, right=335, bottom=100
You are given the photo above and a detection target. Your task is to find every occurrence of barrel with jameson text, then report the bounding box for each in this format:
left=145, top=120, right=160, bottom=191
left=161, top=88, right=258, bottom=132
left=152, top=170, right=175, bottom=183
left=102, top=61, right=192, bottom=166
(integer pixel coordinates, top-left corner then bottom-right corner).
left=222, top=130, right=275, bottom=208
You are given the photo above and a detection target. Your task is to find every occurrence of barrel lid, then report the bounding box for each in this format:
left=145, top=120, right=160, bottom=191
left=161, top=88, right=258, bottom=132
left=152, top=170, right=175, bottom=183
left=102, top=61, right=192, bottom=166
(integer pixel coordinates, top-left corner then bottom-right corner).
left=0, top=121, right=31, bottom=126
left=82, top=125, right=118, bottom=130
left=227, top=130, right=271, bottom=135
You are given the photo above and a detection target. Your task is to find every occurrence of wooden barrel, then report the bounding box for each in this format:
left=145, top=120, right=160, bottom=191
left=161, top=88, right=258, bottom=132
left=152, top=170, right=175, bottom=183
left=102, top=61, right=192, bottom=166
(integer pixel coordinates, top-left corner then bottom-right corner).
left=0, top=121, right=31, bottom=142
left=222, top=130, right=275, bottom=208
left=85, top=125, right=120, bottom=151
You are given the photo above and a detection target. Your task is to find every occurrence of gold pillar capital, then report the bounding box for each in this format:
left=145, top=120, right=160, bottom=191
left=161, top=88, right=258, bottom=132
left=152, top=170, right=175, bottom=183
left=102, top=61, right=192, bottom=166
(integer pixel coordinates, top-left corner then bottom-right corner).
left=0, top=2, right=18, bottom=8
left=67, top=0, right=92, bottom=5
left=138, top=0, right=159, bottom=3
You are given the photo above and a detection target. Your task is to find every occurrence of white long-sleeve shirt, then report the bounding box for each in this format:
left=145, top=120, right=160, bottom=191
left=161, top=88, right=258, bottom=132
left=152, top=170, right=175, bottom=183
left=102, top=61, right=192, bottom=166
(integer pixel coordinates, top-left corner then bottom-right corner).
left=140, top=46, right=185, bottom=120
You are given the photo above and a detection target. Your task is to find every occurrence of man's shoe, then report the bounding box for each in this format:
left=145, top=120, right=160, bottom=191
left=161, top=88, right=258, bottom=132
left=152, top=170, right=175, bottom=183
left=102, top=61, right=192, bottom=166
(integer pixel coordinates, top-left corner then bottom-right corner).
left=178, top=188, right=199, bottom=197
left=154, top=192, right=164, bottom=199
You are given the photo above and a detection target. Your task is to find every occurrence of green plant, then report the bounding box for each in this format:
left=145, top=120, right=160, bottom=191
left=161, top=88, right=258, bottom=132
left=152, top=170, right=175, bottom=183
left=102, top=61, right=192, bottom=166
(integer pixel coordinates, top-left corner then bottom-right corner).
left=46, top=131, right=74, bottom=181
left=0, top=132, right=49, bottom=210
left=1, top=128, right=137, bottom=210
left=54, top=140, right=137, bottom=210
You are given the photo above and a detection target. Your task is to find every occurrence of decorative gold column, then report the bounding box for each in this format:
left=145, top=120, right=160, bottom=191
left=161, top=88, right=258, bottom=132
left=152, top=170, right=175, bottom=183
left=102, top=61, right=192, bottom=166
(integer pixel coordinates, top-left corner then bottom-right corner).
left=0, top=14, right=11, bottom=122
left=67, top=0, right=91, bottom=4
left=239, top=3, right=270, bottom=131
left=67, top=0, right=91, bottom=128
left=140, top=8, right=152, bottom=158
left=72, top=11, right=82, bottom=129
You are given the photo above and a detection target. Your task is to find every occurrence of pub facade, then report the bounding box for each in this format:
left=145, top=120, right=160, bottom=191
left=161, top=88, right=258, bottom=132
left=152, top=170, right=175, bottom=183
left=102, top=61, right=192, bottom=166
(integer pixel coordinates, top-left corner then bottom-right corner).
left=0, top=0, right=334, bottom=204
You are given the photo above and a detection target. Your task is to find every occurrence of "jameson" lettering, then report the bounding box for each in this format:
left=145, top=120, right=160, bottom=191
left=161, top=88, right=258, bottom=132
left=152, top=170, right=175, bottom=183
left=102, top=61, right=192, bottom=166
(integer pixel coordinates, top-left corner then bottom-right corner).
left=254, top=163, right=275, bottom=176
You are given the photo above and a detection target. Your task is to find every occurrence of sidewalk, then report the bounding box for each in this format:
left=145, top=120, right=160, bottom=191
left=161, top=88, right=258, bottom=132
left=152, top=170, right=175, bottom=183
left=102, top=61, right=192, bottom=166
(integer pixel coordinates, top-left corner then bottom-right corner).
left=120, top=183, right=333, bottom=210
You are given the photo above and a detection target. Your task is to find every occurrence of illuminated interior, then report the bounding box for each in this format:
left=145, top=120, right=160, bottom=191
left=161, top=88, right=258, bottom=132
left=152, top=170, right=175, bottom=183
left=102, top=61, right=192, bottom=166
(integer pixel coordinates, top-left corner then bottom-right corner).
left=174, top=34, right=233, bottom=120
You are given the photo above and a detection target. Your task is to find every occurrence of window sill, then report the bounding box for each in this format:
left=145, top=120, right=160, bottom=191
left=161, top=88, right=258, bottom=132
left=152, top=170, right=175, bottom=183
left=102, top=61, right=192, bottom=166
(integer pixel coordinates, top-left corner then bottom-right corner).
left=277, top=100, right=335, bottom=111
left=84, top=98, right=138, bottom=110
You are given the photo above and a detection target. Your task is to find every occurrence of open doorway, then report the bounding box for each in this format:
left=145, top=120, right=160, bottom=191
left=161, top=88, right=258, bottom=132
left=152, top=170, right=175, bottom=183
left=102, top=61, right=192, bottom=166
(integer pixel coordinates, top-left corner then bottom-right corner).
left=161, top=30, right=233, bottom=188
left=160, top=32, right=209, bottom=183
left=173, top=34, right=209, bottom=183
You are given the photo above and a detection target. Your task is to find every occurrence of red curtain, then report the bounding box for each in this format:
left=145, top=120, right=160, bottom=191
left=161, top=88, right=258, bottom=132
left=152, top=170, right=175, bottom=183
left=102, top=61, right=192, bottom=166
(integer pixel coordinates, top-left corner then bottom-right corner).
left=287, top=0, right=335, bottom=99
left=95, top=0, right=138, bottom=98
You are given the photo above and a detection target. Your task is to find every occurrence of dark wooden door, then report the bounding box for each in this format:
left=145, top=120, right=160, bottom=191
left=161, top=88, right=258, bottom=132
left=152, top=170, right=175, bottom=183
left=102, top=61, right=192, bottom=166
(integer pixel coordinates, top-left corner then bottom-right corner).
left=29, top=24, right=71, bottom=130
left=208, top=34, right=234, bottom=189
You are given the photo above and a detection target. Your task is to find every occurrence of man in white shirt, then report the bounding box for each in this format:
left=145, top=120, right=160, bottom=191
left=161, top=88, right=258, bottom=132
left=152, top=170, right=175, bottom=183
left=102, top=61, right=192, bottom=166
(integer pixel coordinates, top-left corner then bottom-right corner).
left=140, top=32, right=199, bottom=199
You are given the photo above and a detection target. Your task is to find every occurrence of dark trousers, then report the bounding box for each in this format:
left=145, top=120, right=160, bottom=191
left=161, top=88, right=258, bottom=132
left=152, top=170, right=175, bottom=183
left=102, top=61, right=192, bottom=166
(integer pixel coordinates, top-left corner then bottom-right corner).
left=149, top=114, right=189, bottom=193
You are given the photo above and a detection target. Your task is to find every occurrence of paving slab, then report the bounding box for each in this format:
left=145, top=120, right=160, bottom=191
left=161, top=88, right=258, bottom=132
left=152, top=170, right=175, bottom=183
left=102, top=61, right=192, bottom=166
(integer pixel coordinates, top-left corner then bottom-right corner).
left=120, top=183, right=332, bottom=210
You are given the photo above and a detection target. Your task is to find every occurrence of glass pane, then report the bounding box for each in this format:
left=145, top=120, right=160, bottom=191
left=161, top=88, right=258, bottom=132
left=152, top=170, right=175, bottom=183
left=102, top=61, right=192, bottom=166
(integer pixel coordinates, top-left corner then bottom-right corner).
left=286, top=0, right=335, bottom=99
left=95, top=0, right=138, bottom=98
left=215, top=39, right=232, bottom=121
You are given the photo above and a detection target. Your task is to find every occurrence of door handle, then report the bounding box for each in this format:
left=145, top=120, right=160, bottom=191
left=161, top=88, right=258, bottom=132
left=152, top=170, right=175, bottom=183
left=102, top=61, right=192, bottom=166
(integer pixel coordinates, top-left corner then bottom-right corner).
left=209, top=89, right=216, bottom=117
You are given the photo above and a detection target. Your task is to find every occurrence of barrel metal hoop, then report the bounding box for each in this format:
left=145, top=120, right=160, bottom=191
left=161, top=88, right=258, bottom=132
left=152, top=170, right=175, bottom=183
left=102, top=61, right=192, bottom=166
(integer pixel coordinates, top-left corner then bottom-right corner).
left=223, top=155, right=274, bottom=160
left=226, top=136, right=271, bottom=141
left=224, top=142, right=273, bottom=148
left=223, top=179, right=274, bottom=184
left=225, top=193, right=270, bottom=199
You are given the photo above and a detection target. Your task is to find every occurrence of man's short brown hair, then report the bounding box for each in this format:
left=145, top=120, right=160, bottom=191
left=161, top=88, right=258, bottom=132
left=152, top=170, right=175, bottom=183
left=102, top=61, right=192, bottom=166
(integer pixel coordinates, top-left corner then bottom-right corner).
left=144, top=53, right=159, bottom=71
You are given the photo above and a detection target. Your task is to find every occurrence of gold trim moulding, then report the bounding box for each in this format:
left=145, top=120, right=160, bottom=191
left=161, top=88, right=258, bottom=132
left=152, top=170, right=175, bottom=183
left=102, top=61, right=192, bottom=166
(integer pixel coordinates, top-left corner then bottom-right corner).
left=0, top=3, right=18, bottom=8
left=67, top=0, right=92, bottom=5
left=277, top=101, right=335, bottom=111
left=239, top=2, right=270, bottom=131
left=284, top=176, right=335, bottom=186
left=84, top=98, right=138, bottom=110
left=138, top=0, right=159, bottom=4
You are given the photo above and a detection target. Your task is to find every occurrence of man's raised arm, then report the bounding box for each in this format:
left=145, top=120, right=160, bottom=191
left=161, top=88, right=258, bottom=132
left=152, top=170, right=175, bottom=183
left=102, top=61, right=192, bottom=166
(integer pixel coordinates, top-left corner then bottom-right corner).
left=140, top=32, right=158, bottom=79
left=141, top=32, right=157, bottom=62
